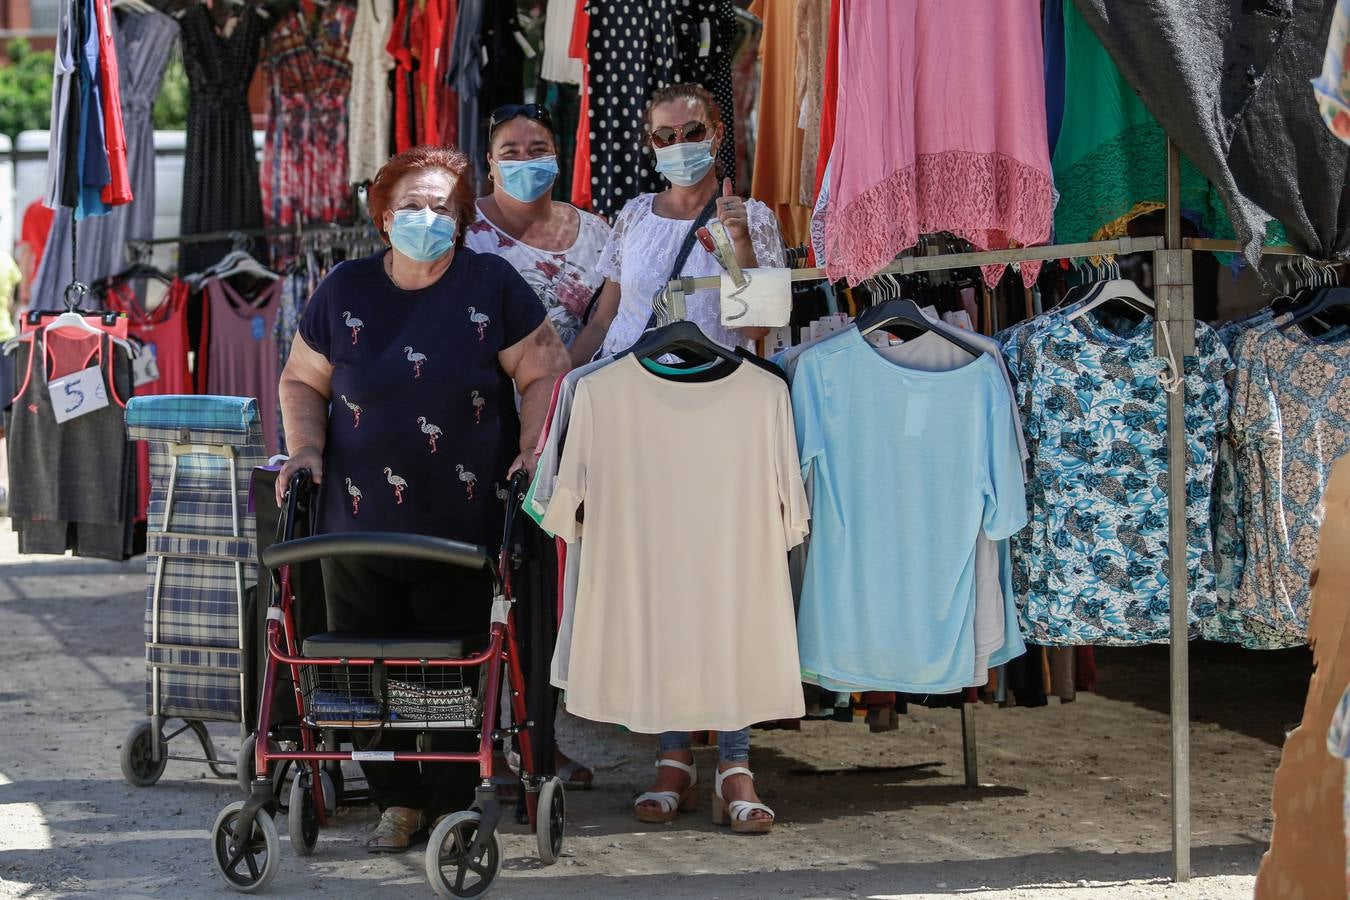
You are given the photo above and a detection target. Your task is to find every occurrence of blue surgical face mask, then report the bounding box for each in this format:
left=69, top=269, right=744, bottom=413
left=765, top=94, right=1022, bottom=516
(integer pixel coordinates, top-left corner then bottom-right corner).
left=496, top=155, right=559, bottom=203
left=654, top=139, right=716, bottom=187
left=388, top=208, right=458, bottom=262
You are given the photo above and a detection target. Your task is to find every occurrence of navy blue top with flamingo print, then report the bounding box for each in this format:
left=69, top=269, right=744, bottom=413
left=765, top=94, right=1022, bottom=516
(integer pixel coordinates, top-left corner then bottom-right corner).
left=299, top=247, right=545, bottom=548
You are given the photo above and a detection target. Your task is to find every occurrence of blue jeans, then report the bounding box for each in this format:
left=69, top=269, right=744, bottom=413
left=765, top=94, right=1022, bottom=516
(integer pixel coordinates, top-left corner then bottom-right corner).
left=659, top=728, right=751, bottom=763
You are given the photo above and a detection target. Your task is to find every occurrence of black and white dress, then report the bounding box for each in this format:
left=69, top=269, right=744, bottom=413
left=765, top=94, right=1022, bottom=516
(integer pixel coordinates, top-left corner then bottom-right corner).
left=583, top=0, right=737, bottom=218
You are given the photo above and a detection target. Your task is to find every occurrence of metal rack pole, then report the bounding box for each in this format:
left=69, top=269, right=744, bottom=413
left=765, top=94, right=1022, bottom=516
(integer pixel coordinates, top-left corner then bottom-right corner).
left=1159, top=138, right=1193, bottom=884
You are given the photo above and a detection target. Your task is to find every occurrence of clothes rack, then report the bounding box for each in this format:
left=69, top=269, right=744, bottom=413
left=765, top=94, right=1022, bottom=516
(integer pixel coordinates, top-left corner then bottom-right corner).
left=662, top=154, right=1232, bottom=882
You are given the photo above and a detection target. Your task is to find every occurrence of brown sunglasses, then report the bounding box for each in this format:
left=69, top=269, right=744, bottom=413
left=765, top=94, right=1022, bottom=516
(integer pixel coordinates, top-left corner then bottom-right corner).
left=648, top=121, right=711, bottom=149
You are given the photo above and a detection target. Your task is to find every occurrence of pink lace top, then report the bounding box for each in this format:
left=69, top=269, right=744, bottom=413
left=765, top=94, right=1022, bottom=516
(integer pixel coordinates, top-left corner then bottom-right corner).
left=822, top=0, right=1053, bottom=288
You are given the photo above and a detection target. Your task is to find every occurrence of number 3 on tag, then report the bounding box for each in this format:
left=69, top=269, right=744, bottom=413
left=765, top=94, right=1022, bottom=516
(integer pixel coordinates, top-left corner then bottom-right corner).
left=47, top=366, right=110, bottom=424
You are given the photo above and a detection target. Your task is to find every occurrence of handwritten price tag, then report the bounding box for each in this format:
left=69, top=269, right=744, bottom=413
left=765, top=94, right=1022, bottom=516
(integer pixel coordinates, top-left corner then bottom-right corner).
left=132, top=342, right=160, bottom=387
left=47, top=366, right=109, bottom=424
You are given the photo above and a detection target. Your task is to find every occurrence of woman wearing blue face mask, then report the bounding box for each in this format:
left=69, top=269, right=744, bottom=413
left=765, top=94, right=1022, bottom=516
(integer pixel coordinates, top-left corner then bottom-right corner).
left=275, top=145, right=570, bottom=853
left=568, top=83, right=786, bottom=368
left=465, top=104, right=612, bottom=350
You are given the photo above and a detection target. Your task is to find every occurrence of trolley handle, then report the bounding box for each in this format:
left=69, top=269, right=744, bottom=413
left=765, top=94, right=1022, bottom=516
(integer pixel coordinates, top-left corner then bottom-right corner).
left=278, top=468, right=314, bottom=545
left=262, top=532, right=492, bottom=573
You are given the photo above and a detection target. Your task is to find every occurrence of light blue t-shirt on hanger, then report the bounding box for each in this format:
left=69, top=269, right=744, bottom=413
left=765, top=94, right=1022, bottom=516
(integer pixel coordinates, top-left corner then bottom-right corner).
left=792, top=328, right=1029, bottom=694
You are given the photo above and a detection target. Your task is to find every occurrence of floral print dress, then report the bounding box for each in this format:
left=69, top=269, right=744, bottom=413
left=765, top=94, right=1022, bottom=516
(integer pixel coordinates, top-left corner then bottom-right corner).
left=1003, top=309, right=1232, bottom=645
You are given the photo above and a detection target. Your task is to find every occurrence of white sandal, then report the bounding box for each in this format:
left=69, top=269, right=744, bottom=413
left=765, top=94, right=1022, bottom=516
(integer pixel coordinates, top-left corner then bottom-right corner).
left=711, top=766, right=774, bottom=834
left=633, top=758, right=698, bottom=824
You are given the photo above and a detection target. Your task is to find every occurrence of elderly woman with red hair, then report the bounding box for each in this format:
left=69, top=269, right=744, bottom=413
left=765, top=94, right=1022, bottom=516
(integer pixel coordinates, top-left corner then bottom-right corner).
left=276, top=145, right=569, bottom=852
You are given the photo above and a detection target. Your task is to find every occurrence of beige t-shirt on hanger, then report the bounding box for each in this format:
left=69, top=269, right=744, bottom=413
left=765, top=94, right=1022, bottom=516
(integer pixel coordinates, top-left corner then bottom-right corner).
left=541, top=355, right=810, bottom=733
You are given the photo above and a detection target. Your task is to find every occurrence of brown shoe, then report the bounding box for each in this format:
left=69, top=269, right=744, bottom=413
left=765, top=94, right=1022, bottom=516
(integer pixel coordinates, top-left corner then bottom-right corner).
left=365, top=806, right=424, bottom=853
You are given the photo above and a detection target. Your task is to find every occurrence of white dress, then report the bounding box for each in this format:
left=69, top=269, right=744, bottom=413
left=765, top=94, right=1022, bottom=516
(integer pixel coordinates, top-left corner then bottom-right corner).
left=540, top=355, right=809, bottom=733
left=596, top=193, right=786, bottom=356
left=346, top=0, right=394, bottom=184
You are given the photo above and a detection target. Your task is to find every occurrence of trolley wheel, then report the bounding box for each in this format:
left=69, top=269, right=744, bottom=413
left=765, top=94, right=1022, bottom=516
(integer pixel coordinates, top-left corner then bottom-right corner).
left=424, top=811, right=504, bottom=899
left=119, top=721, right=167, bottom=787
left=322, top=760, right=345, bottom=804
left=236, top=735, right=283, bottom=797
left=535, top=777, right=565, bottom=866
left=286, top=767, right=336, bottom=856
left=210, top=801, right=280, bottom=893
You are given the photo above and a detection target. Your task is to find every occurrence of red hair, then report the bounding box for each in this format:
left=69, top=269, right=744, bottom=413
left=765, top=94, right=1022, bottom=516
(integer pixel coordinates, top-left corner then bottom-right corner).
left=368, top=145, right=477, bottom=248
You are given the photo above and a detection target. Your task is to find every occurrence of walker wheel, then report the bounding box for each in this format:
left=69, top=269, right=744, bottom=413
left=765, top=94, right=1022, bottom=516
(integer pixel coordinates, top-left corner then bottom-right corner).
left=210, top=801, right=280, bottom=893
left=536, top=776, right=565, bottom=866
left=425, top=811, right=504, bottom=898
left=119, top=721, right=167, bottom=787
left=236, top=734, right=283, bottom=797
left=286, top=767, right=335, bottom=856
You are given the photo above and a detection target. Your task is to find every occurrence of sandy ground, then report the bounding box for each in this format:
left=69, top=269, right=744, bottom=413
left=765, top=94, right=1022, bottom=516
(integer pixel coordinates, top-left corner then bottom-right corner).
left=0, top=527, right=1307, bottom=899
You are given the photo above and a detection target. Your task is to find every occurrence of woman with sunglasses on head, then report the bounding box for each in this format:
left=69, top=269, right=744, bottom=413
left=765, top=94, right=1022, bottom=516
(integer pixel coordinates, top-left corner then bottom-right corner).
left=568, top=83, right=787, bottom=370
left=465, top=104, right=612, bottom=350
left=569, top=83, right=785, bottom=833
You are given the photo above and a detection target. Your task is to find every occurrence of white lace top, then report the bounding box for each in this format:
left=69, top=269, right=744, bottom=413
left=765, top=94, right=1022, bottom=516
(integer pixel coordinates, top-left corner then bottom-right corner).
left=596, top=193, right=786, bottom=357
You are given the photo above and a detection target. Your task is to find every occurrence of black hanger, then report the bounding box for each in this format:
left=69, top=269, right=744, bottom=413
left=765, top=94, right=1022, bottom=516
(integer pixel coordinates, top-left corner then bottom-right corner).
left=855, top=297, right=986, bottom=358
left=1280, top=285, right=1350, bottom=331
left=625, top=320, right=742, bottom=367
left=92, top=261, right=173, bottom=297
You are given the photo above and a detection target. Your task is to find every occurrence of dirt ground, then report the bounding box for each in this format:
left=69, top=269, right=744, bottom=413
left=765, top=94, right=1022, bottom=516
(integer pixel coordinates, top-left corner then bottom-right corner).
left=0, top=527, right=1308, bottom=899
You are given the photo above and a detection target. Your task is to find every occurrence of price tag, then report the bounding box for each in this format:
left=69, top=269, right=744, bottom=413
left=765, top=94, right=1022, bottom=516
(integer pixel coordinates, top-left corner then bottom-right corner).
left=47, top=366, right=109, bottom=424
left=513, top=29, right=538, bottom=59
left=699, top=18, right=711, bottom=56
left=251, top=315, right=267, bottom=341
left=132, top=342, right=160, bottom=387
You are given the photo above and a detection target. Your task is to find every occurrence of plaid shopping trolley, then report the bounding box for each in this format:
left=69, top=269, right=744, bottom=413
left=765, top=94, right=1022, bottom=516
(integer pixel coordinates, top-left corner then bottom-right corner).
left=120, top=395, right=267, bottom=787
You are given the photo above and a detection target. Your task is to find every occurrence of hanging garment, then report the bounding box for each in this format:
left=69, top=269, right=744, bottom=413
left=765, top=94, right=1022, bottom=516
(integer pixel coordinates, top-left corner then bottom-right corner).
left=795, top=0, right=829, bottom=207
left=463, top=203, right=611, bottom=348
left=44, top=0, right=79, bottom=210
left=7, top=328, right=135, bottom=559
left=435, top=1, right=460, bottom=147
left=93, top=0, right=131, bottom=207
left=204, top=277, right=284, bottom=454
left=674, top=0, right=737, bottom=186
left=177, top=3, right=267, bottom=276
left=262, top=2, right=357, bottom=228
left=540, top=355, right=809, bottom=732
left=731, top=9, right=761, bottom=194
left=107, top=278, right=192, bottom=523
left=33, top=9, right=179, bottom=310
left=749, top=0, right=807, bottom=243
left=1075, top=0, right=1350, bottom=262
left=347, top=0, right=394, bottom=183
left=1050, top=0, right=1284, bottom=249
left=75, top=0, right=113, bottom=220
left=1210, top=322, right=1350, bottom=647
left=822, top=0, right=1053, bottom=288
left=541, top=0, right=582, bottom=84
left=791, top=329, right=1027, bottom=693
left=568, top=0, right=592, bottom=209
left=385, top=0, right=417, bottom=153
left=450, top=0, right=524, bottom=191
left=1003, top=307, right=1231, bottom=645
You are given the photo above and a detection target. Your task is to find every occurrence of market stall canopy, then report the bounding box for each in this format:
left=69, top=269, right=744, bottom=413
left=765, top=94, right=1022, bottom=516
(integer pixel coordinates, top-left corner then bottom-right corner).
left=1073, top=0, right=1350, bottom=262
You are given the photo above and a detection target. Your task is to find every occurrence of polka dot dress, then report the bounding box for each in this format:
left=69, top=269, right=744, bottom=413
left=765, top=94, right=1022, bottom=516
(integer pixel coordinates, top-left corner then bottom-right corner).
left=584, top=0, right=738, bottom=218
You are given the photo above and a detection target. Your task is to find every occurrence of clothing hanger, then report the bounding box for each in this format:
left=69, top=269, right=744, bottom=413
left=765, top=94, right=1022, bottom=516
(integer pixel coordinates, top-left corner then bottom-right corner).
left=625, top=319, right=742, bottom=368
left=855, top=294, right=986, bottom=357
left=35, top=284, right=133, bottom=353
left=1064, top=278, right=1154, bottom=322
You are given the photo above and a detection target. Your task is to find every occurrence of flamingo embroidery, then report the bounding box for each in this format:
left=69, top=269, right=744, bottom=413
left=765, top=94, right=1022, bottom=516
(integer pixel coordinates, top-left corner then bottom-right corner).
left=345, top=477, right=363, bottom=516
left=340, top=394, right=362, bottom=428
left=417, top=416, right=442, bottom=453
left=467, top=306, right=490, bottom=341
left=404, top=346, right=427, bottom=378
left=455, top=464, right=478, bottom=501
left=384, top=467, right=408, bottom=504
left=495, top=483, right=510, bottom=503
left=470, top=390, right=485, bottom=424
left=342, top=310, right=364, bottom=345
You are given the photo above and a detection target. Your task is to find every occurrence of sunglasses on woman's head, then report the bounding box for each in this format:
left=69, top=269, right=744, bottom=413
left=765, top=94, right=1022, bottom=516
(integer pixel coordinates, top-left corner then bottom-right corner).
left=648, top=121, right=710, bottom=148
left=488, top=103, right=555, bottom=135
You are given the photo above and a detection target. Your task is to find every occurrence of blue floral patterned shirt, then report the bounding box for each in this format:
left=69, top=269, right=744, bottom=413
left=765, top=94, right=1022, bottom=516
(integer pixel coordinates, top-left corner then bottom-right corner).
left=1004, top=309, right=1231, bottom=645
